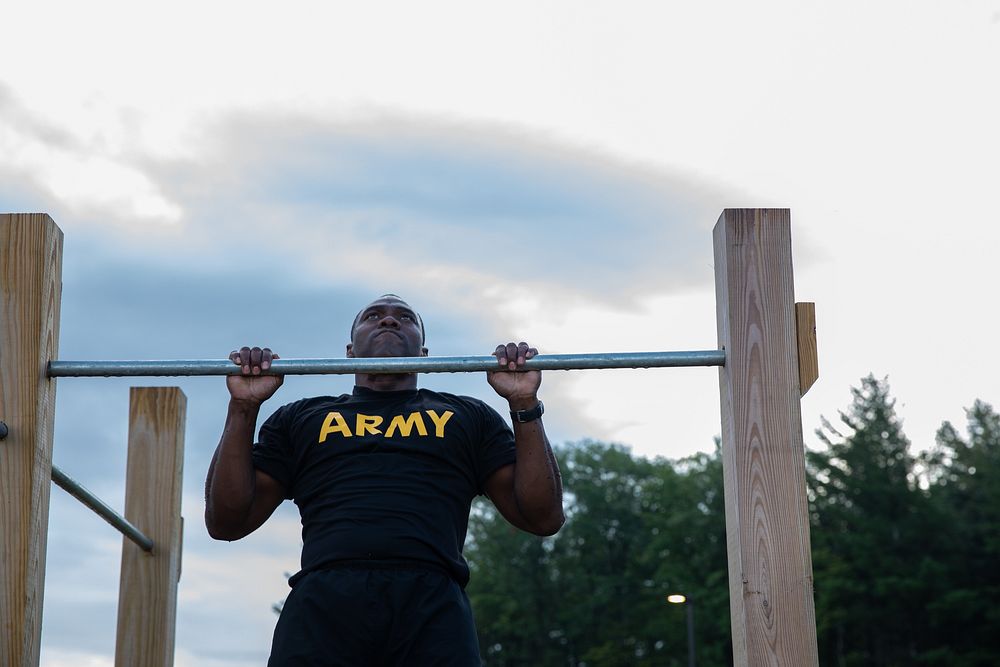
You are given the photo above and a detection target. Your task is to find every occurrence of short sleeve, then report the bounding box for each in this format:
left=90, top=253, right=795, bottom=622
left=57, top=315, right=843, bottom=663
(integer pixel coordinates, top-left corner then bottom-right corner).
left=251, top=404, right=296, bottom=499
left=475, top=401, right=517, bottom=493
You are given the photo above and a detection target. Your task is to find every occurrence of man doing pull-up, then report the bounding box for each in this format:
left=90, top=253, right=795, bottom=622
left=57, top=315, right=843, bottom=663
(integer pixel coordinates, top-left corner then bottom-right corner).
left=204, top=294, right=564, bottom=666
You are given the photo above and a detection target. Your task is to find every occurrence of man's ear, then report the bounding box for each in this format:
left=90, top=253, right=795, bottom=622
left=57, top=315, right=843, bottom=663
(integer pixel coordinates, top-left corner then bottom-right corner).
left=346, top=343, right=354, bottom=358
left=420, top=346, right=429, bottom=357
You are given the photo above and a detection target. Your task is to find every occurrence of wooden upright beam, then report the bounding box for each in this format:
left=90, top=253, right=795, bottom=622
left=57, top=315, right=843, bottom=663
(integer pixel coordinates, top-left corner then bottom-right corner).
left=714, top=209, right=819, bottom=666
left=1, top=214, right=63, bottom=667
left=115, top=387, right=186, bottom=667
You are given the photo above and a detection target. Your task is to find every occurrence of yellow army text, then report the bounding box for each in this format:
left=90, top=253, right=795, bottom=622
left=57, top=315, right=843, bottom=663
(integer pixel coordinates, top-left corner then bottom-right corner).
left=318, top=410, right=454, bottom=443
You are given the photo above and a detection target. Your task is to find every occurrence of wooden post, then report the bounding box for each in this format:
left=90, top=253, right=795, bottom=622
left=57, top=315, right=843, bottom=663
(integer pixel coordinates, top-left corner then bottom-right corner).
left=115, top=387, right=186, bottom=667
left=1, top=214, right=63, bottom=667
left=714, top=209, right=819, bottom=666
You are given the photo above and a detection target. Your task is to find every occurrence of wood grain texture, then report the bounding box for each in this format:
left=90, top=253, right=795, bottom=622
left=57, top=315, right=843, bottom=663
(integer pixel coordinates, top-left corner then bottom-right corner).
left=795, top=303, right=818, bottom=396
left=115, top=387, right=186, bottom=667
left=1, top=213, right=63, bottom=667
left=714, top=209, right=818, bottom=666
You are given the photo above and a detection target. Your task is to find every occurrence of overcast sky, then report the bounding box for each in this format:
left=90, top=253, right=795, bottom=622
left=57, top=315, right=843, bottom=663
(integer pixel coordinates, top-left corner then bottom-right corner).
left=3, top=2, right=999, bottom=665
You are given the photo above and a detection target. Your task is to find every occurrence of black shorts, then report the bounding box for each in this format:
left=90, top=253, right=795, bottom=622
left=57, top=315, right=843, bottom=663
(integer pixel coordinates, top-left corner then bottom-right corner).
left=268, top=564, right=481, bottom=666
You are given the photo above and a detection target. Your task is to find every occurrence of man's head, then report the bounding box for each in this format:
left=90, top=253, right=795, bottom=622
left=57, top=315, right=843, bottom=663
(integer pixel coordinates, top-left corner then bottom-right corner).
left=347, top=294, right=428, bottom=359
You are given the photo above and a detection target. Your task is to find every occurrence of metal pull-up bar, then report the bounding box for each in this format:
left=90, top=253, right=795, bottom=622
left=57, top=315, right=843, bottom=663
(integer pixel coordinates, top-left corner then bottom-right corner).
left=51, top=465, right=154, bottom=552
left=47, top=350, right=727, bottom=378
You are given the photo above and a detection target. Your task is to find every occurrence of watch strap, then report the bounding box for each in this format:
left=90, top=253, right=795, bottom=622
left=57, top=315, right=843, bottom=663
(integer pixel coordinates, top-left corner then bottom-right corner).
left=510, top=400, right=544, bottom=423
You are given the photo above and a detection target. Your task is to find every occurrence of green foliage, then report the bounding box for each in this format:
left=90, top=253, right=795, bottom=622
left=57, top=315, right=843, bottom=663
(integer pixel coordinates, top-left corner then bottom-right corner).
left=807, top=376, right=1000, bottom=666
left=807, top=376, right=939, bottom=665
left=466, top=441, right=731, bottom=666
left=919, top=400, right=1000, bottom=665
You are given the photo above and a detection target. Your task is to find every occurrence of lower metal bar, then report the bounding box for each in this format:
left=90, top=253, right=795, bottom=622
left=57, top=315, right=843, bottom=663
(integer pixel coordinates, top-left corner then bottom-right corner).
left=48, top=350, right=725, bottom=377
left=51, top=465, right=154, bottom=552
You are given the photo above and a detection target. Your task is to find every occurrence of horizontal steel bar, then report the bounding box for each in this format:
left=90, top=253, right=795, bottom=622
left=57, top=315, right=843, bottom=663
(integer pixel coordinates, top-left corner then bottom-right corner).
left=48, top=350, right=726, bottom=377
left=51, top=465, right=154, bottom=552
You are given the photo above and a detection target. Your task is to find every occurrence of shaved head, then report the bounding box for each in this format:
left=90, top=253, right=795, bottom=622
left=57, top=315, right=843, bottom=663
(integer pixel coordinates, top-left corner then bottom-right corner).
left=351, top=294, right=425, bottom=344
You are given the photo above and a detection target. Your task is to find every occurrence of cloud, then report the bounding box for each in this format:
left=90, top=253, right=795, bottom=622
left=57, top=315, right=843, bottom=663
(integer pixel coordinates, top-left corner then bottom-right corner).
left=0, top=83, right=181, bottom=225
left=129, top=110, right=729, bottom=303
left=0, top=84, right=79, bottom=150
left=176, top=528, right=300, bottom=661
left=40, top=505, right=122, bottom=657
left=40, top=649, right=113, bottom=667
left=7, top=100, right=733, bottom=330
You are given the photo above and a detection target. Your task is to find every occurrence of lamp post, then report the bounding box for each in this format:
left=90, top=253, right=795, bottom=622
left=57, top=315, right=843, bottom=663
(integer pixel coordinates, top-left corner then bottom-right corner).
left=667, top=594, right=695, bottom=667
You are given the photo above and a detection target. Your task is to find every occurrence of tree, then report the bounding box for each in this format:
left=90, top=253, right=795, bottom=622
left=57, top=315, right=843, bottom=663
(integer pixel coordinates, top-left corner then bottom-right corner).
left=465, top=495, right=563, bottom=666
left=466, top=441, right=731, bottom=666
left=807, top=375, right=939, bottom=666
left=919, top=400, right=1000, bottom=665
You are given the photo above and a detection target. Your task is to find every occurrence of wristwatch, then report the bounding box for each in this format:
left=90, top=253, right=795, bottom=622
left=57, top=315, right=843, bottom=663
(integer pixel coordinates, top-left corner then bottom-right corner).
left=510, top=400, right=544, bottom=423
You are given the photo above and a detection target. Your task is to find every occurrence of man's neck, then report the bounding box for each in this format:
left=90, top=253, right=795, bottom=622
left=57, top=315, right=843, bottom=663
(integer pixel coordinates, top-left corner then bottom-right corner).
left=354, top=373, right=418, bottom=392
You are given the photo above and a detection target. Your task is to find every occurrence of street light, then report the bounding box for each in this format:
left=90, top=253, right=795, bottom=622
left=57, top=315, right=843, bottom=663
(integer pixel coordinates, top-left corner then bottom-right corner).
left=667, top=593, right=696, bottom=667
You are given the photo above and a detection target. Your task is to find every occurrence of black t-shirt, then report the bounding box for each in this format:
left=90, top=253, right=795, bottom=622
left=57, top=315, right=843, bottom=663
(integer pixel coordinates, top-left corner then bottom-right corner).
left=251, top=386, right=516, bottom=587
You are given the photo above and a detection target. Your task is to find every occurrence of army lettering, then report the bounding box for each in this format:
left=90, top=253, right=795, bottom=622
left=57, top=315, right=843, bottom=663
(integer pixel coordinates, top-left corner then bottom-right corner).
left=318, top=410, right=454, bottom=443
left=385, top=412, right=426, bottom=437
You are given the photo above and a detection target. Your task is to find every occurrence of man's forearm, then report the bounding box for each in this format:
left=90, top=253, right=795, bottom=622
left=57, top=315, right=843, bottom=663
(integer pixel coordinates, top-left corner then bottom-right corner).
left=510, top=399, right=564, bottom=534
left=205, top=399, right=261, bottom=537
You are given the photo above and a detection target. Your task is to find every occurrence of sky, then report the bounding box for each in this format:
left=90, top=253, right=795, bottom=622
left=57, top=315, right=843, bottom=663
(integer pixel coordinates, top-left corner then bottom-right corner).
left=2, top=1, right=999, bottom=664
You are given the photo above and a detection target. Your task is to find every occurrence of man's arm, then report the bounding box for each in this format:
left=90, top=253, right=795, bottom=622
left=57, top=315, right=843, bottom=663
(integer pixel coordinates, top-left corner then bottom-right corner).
left=204, top=346, right=286, bottom=541
left=484, top=342, right=565, bottom=536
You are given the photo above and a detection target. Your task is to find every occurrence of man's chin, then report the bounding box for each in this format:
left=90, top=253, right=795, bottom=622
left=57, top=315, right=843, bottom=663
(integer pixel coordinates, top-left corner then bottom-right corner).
left=368, top=350, right=406, bottom=358
left=355, top=345, right=415, bottom=359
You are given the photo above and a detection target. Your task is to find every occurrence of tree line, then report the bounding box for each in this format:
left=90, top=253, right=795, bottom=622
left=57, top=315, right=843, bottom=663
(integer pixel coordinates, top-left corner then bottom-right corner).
left=465, top=376, right=1000, bottom=666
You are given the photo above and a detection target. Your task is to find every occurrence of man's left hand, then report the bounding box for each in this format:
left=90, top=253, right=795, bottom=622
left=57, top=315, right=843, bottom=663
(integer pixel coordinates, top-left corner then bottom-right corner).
left=487, top=342, right=541, bottom=405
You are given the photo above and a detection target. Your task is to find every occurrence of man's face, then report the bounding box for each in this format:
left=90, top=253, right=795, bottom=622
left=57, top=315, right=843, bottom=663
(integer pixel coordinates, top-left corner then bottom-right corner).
left=347, top=297, right=428, bottom=359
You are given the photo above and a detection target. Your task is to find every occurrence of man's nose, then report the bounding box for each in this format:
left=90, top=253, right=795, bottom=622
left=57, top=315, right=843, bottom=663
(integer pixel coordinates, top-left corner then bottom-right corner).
left=378, top=315, right=400, bottom=328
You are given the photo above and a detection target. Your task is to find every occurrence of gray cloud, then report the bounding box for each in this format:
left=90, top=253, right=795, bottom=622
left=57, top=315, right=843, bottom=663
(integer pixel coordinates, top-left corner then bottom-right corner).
left=0, top=83, right=79, bottom=151
left=135, top=111, right=729, bottom=301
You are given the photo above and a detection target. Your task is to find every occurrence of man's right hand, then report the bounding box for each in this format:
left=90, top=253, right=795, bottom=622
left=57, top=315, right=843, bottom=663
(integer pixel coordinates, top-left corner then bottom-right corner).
left=227, top=346, right=284, bottom=405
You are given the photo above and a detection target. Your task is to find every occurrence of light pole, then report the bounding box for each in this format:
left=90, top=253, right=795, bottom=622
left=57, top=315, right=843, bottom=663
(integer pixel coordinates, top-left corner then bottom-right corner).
left=667, top=594, right=695, bottom=667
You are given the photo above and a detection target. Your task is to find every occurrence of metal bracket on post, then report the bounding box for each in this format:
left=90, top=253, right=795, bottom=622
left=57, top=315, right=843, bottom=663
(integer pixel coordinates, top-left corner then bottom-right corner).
left=795, top=302, right=819, bottom=396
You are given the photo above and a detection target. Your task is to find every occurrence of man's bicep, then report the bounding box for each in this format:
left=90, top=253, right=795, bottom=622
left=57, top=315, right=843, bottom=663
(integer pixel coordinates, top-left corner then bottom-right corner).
left=483, top=463, right=533, bottom=532
left=243, top=468, right=286, bottom=533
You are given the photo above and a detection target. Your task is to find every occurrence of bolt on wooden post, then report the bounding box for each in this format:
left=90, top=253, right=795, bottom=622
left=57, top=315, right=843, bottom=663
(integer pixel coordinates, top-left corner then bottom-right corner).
left=714, top=209, right=819, bottom=666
